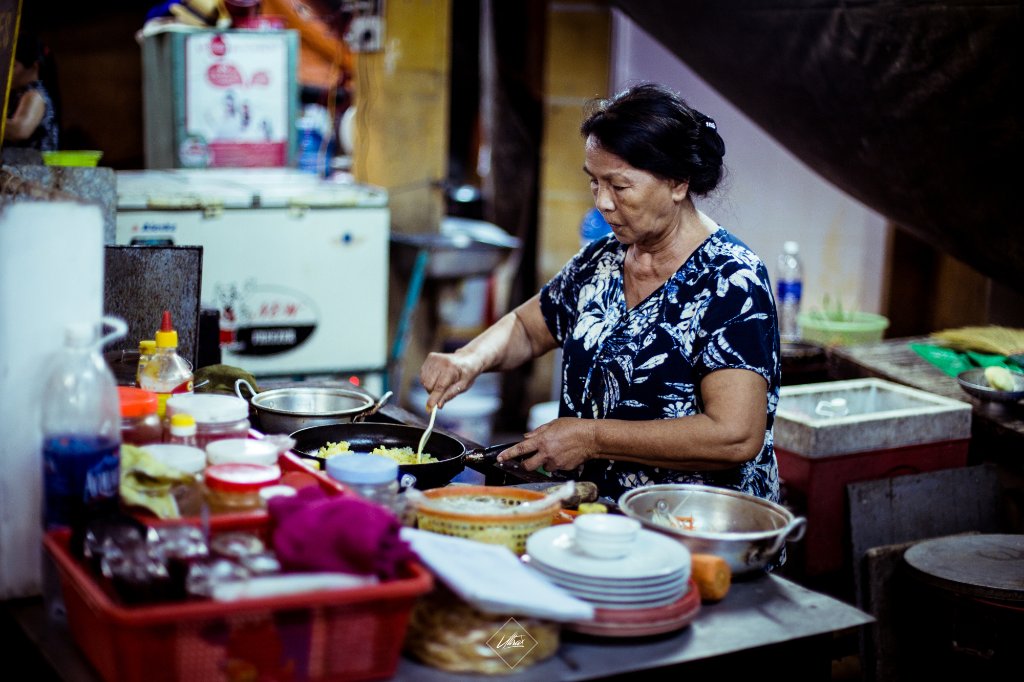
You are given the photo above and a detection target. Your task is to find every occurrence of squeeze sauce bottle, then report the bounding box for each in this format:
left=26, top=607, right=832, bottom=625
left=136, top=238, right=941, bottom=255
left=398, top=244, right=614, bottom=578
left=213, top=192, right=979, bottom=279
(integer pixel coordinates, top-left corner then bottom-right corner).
left=139, top=311, right=194, bottom=420
left=135, top=339, right=156, bottom=387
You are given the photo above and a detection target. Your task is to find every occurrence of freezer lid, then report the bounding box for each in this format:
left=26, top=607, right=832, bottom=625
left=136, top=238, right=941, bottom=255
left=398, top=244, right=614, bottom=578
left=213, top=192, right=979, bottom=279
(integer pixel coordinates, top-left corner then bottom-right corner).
left=213, top=168, right=388, bottom=208
left=117, top=169, right=256, bottom=210
left=116, top=168, right=388, bottom=210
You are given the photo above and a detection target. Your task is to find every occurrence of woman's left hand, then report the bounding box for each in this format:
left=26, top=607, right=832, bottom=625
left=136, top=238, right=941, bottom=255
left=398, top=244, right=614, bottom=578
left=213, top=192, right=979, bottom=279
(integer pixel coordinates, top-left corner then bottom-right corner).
left=496, top=418, right=597, bottom=472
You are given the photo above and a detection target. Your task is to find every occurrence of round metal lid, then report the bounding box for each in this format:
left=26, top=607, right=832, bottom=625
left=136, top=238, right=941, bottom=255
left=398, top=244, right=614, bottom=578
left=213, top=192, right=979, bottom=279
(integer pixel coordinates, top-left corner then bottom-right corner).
left=251, top=386, right=373, bottom=416
left=903, top=534, right=1024, bottom=602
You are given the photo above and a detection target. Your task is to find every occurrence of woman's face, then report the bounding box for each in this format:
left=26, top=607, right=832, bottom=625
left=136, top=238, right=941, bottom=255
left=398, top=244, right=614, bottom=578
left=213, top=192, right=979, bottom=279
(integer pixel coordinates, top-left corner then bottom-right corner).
left=583, top=135, right=688, bottom=247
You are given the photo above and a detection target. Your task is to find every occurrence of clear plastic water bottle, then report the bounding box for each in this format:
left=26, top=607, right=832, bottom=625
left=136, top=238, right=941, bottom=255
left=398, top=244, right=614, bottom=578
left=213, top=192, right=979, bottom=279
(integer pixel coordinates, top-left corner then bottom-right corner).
left=296, top=104, right=333, bottom=176
left=41, top=318, right=127, bottom=623
left=776, top=241, right=803, bottom=342
left=296, top=111, right=323, bottom=175
left=41, top=319, right=125, bottom=620
left=580, top=207, right=612, bottom=247
left=42, top=320, right=125, bottom=539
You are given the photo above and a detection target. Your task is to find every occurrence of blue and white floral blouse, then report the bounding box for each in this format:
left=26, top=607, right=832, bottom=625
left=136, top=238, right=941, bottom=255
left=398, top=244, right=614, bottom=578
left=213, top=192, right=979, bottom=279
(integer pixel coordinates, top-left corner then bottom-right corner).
left=540, top=227, right=781, bottom=504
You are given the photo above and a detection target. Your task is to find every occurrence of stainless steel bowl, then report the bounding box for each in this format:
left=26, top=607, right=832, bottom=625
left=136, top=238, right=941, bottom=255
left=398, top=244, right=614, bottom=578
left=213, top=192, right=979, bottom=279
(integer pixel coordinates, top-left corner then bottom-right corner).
left=618, top=484, right=806, bottom=576
left=235, top=379, right=391, bottom=433
left=956, top=368, right=1024, bottom=403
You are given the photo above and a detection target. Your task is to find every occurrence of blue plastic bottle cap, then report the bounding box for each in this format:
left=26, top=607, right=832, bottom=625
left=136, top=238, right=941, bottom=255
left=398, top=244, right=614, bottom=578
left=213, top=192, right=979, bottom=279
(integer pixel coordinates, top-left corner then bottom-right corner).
left=325, top=454, right=398, bottom=484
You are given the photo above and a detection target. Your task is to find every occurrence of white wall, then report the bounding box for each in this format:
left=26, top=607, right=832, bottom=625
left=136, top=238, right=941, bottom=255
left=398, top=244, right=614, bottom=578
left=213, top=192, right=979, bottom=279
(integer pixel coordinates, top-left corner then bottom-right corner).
left=611, top=12, right=889, bottom=316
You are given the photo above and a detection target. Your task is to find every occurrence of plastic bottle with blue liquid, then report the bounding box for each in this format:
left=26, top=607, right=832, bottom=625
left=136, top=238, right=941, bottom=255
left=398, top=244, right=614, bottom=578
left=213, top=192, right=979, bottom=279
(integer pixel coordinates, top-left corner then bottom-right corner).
left=580, top=208, right=613, bottom=247
left=42, top=318, right=126, bottom=541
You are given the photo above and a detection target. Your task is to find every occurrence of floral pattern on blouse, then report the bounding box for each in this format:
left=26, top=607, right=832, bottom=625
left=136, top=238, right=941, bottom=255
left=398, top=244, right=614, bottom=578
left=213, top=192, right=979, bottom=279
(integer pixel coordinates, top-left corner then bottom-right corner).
left=540, top=228, right=781, bottom=505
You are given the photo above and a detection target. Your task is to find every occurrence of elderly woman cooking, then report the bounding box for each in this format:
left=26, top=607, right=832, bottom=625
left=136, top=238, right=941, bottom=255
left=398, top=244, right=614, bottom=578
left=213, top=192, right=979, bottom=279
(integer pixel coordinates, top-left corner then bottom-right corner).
left=420, top=82, right=781, bottom=504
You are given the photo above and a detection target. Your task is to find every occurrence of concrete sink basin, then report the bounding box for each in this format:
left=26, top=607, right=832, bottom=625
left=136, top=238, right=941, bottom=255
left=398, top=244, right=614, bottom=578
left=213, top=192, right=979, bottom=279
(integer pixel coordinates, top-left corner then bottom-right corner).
left=775, top=378, right=972, bottom=458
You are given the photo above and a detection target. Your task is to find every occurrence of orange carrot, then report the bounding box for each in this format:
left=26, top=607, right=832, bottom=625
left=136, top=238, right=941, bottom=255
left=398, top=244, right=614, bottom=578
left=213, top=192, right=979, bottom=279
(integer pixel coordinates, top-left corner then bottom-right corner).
left=691, top=553, right=731, bottom=602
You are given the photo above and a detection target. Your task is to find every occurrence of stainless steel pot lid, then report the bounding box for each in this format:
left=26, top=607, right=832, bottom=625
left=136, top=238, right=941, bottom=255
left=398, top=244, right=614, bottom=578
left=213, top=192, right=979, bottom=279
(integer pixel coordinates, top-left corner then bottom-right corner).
left=236, top=379, right=375, bottom=417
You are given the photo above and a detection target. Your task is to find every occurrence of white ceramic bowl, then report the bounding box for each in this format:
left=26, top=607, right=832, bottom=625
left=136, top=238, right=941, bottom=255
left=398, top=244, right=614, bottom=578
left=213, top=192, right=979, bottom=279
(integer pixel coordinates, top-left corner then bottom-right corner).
left=573, top=514, right=641, bottom=559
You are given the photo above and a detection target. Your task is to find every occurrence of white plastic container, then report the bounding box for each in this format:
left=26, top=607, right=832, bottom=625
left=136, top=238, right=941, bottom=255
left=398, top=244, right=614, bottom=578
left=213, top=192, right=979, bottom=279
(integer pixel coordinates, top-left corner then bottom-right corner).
left=166, top=394, right=251, bottom=449
left=325, top=455, right=399, bottom=512
left=206, top=438, right=279, bottom=467
left=140, top=444, right=207, bottom=476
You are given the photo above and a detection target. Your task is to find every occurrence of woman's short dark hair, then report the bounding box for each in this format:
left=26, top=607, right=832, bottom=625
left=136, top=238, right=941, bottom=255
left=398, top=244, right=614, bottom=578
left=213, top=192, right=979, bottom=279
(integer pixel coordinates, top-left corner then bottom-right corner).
left=580, top=83, right=726, bottom=196
left=15, top=34, right=43, bottom=68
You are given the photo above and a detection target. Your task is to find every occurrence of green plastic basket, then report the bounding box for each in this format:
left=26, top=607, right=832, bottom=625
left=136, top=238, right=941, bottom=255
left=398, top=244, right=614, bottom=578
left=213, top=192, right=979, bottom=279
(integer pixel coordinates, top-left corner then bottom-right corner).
left=42, top=150, right=103, bottom=167
left=797, top=311, right=889, bottom=347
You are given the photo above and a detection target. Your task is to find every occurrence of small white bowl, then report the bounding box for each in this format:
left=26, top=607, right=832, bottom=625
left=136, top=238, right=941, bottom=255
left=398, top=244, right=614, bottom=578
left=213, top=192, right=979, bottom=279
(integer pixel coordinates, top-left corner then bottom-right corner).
left=573, top=514, right=641, bottom=559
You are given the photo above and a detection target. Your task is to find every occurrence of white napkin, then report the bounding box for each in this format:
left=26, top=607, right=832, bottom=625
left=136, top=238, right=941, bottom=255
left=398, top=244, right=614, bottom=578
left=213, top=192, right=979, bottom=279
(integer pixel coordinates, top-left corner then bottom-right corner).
left=212, top=573, right=378, bottom=601
left=401, top=528, right=595, bottom=622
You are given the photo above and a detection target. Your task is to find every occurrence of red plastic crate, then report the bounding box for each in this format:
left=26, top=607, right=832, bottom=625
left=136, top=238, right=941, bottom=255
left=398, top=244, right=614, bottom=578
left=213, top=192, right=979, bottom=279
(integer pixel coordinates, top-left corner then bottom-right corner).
left=44, top=516, right=433, bottom=682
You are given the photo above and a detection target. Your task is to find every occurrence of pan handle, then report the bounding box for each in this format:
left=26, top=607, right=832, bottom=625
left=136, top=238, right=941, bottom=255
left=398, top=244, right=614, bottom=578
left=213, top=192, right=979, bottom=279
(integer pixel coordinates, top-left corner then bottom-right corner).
left=464, top=442, right=520, bottom=463
left=354, top=390, right=393, bottom=422
left=235, top=378, right=258, bottom=401
left=765, top=516, right=808, bottom=557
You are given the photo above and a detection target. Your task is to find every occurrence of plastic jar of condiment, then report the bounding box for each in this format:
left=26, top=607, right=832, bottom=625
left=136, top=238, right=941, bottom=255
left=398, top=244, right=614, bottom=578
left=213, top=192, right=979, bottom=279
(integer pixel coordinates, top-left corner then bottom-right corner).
left=118, top=387, right=163, bottom=445
left=166, top=394, right=250, bottom=449
left=168, top=413, right=198, bottom=447
left=140, top=444, right=208, bottom=516
left=141, top=444, right=207, bottom=476
left=326, top=455, right=399, bottom=512
left=204, top=463, right=281, bottom=513
left=135, top=339, right=156, bottom=388
left=206, top=438, right=279, bottom=467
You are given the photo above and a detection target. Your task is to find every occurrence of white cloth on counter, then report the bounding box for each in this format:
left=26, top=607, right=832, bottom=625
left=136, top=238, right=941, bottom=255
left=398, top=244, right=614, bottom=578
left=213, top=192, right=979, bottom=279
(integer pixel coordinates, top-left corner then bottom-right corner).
left=212, top=573, right=378, bottom=601
left=401, top=527, right=595, bottom=622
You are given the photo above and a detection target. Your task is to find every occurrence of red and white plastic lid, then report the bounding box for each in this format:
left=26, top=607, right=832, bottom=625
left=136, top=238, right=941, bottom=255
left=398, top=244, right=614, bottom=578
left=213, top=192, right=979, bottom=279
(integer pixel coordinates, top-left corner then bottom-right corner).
left=205, top=463, right=282, bottom=493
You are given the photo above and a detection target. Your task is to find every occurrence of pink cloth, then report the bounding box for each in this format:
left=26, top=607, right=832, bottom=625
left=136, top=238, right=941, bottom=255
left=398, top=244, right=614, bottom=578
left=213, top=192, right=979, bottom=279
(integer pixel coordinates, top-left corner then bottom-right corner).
left=268, top=487, right=416, bottom=580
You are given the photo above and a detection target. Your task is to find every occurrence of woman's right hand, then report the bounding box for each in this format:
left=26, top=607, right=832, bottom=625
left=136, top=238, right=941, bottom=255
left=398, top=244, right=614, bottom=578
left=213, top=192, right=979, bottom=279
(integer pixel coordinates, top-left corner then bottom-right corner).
left=419, top=350, right=483, bottom=410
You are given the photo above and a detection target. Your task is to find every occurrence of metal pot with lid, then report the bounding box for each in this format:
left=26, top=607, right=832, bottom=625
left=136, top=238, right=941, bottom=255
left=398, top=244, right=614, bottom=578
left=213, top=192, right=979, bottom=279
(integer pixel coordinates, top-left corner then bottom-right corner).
left=235, top=379, right=391, bottom=434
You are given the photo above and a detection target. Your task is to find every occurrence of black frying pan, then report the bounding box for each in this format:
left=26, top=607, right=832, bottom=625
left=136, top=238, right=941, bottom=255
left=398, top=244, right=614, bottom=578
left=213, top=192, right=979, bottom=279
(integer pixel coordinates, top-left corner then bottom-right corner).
left=288, top=422, right=511, bottom=489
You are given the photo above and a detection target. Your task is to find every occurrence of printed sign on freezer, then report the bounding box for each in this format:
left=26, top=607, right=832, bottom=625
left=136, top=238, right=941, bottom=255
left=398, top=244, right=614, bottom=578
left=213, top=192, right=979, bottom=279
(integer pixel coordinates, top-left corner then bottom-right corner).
left=184, top=33, right=290, bottom=168
left=216, top=281, right=319, bottom=356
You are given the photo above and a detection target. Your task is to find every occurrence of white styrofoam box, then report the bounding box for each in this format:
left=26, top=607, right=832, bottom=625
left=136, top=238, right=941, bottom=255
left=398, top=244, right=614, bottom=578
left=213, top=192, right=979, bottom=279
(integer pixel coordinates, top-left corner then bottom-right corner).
left=775, top=378, right=972, bottom=458
left=0, top=202, right=105, bottom=597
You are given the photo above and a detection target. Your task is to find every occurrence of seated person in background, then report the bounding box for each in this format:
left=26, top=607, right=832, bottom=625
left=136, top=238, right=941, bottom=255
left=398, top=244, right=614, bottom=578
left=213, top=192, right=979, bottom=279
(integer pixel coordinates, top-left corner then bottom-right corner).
left=4, top=35, right=59, bottom=151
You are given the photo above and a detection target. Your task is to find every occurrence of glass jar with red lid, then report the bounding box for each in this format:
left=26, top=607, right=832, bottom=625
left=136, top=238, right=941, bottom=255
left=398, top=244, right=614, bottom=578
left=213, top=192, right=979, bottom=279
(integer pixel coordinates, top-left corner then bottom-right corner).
left=204, top=463, right=281, bottom=513
left=117, top=387, right=162, bottom=445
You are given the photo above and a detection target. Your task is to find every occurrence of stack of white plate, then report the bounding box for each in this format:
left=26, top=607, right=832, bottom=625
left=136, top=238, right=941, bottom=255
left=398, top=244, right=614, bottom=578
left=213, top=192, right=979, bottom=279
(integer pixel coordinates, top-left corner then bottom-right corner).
left=524, top=524, right=691, bottom=610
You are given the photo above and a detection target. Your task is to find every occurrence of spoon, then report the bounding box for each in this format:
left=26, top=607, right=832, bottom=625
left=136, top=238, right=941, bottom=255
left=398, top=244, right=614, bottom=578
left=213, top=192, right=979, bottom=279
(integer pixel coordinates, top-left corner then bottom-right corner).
left=416, top=404, right=438, bottom=464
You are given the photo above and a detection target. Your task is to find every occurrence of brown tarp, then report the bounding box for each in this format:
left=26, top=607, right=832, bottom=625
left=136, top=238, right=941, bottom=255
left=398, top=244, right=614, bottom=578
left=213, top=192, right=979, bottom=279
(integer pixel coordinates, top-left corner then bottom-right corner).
left=612, top=0, right=1022, bottom=290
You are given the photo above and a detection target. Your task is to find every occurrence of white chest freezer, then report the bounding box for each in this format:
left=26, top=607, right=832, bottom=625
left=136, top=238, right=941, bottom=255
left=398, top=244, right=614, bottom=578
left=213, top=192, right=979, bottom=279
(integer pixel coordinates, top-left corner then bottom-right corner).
left=116, top=169, right=389, bottom=383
